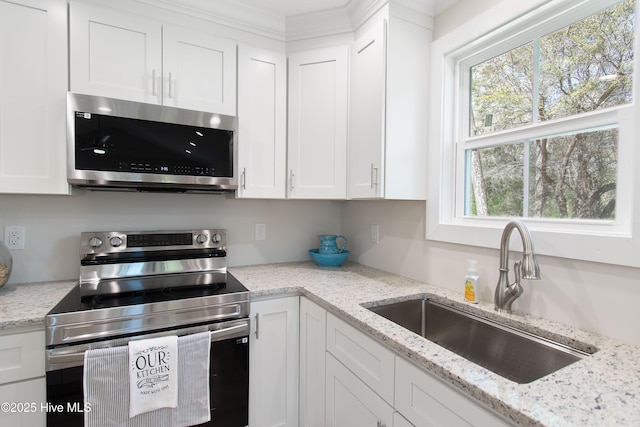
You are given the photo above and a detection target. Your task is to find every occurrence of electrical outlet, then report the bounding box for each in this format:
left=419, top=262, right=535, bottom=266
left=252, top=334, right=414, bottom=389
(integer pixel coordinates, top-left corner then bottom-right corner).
left=4, top=226, right=25, bottom=250
left=371, top=225, right=380, bottom=244
left=255, top=223, right=266, bottom=241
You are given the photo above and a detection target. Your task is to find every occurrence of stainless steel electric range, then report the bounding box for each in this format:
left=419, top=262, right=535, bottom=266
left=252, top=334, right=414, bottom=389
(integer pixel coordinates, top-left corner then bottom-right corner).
left=45, top=229, right=250, bottom=427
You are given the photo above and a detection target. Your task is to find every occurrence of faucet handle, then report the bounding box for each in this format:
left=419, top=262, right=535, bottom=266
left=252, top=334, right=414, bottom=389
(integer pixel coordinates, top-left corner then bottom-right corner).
left=510, top=260, right=524, bottom=299
left=513, top=260, right=521, bottom=284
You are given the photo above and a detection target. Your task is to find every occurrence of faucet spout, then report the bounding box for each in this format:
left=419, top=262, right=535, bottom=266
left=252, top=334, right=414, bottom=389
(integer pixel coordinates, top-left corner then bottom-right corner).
left=494, top=220, right=540, bottom=313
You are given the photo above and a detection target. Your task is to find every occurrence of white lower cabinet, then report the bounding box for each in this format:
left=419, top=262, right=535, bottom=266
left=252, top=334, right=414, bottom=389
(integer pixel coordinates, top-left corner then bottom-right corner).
left=393, top=412, right=415, bottom=427
left=395, top=356, right=512, bottom=427
left=326, top=353, right=394, bottom=427
left=0, top=328, right=46, bottom=427
left=249, top=296, right=299, bottom=427
left=299, top=298, right=326, bottom=427
left=326, top=313, right=395, bottom=404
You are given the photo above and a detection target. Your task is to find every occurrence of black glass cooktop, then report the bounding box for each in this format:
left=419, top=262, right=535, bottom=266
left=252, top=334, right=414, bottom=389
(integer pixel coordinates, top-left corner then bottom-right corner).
left=48, top=272, right=249, bottom=315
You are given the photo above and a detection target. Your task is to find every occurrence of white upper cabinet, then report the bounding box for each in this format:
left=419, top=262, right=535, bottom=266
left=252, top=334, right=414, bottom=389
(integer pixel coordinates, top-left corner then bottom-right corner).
left=69, top=1, right=236, bottom=115
left=349, top=22, right=387, bottom=199
left=287, top=46, right=349, bottom=199
left=348, top=4, right=430, bottom=200
left=69, top=2, right=161, bottom=104
left=236, top=45, right=287, bottom=199
left=162, top=25, right=236, bottom=115
left=0, top=0, right=68, bottom=195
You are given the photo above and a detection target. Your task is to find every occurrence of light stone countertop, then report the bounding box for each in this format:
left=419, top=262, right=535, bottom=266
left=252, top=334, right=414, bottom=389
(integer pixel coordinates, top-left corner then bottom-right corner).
left=0, top=279, right=76, bottom=331
left=1, top=262, right=638, bottom=426
left=229, top=262, right=640, bottom=427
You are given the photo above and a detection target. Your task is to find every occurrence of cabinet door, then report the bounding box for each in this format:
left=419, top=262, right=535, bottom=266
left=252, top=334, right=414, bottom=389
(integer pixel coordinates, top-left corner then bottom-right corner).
left=393, top=412, right=415, bottom=427
left=70, top=1, right=162, bottom=104
left=395, top=357, right=512, bottom=427
left=326, top=353, right=394, bottom=427
left=288, top=46, right=348, bottom=199
left=0, top=378, right=46, bottom=427
left=299, top=298, right=326, bottom=427
left=0, top=0, right=68, bottom=194
left=237, top=45, right=286, bottom=199
left=249, top=297, right=299, bottom=427
left=348, top=21, right=387, bottom=199
left=163, top=26, right=236, bottom=115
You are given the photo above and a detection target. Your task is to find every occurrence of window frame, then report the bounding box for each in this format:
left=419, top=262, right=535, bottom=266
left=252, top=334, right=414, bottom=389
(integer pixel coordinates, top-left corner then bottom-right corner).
left=426, top=0, right=640, bottom=268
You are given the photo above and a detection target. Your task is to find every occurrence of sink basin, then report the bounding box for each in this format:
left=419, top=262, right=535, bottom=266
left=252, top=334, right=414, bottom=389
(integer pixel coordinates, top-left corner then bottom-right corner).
left=367, top=298, right=592, bottom=384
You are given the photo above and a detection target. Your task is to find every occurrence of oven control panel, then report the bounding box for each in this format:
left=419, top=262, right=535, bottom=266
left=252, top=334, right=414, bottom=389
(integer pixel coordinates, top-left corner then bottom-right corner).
left=81, top=229, right=226, bottom=255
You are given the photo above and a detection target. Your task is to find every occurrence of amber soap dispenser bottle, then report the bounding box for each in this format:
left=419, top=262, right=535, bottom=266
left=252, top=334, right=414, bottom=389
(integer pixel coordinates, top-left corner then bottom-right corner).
left=464, top=259, right=480, bottom=303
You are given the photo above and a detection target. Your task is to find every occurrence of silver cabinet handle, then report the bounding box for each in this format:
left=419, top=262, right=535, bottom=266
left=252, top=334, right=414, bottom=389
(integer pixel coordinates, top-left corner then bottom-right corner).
left=242, top=168, right=247, bottom=190
left=167, top=72, right=173, bottom=99
left=254, top=313, right=260, bottom=340
left=290, top=170, right=295, bottom=191
left=152, top=69, right=158, bottom=97
left=370, top=163, right=379, bottom=188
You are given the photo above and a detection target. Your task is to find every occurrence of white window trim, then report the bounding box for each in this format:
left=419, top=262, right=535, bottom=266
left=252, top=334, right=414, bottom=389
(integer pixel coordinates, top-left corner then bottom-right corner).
left=426, top=0, right=640, bottom=268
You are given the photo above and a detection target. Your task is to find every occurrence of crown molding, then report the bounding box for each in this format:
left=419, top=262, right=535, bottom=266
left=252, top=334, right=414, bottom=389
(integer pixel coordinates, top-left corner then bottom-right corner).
left=135, top=0, right=287, bottom=40
left=135, top=0, right=436, bottom=42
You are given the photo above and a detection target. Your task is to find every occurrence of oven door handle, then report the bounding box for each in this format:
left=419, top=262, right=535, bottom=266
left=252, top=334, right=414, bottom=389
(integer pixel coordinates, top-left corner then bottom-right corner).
left=47, top=319, right=249, bottom=371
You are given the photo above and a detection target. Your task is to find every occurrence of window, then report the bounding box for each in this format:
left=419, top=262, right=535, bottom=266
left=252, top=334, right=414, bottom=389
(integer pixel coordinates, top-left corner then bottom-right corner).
left=464, top=0, right=634, bottom=220
left=427, top=0, right=640, bottom=268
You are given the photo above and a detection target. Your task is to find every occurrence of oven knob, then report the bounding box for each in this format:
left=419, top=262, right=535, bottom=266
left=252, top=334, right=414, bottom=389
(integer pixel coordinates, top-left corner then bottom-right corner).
left=195, top=233, right=208, bottom=244
left=88, top=236, right=103, bottom=249
left=110, top=236, right=123, bottom=247
left=212, top=233, right=222, bottom=244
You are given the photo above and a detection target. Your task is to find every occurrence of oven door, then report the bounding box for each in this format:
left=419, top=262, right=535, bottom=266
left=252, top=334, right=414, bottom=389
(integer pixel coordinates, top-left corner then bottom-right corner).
left=46, top=319, right=249, bottom=426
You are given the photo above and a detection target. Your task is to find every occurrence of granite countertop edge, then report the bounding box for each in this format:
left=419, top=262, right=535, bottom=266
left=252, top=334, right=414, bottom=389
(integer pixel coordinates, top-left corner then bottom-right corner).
left=1, top=261, right=638, bottom=426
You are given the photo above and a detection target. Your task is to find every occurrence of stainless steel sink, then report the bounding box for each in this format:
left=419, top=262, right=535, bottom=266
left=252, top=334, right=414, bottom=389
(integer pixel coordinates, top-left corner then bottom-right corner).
left=367, top=298, right=592, bottom=384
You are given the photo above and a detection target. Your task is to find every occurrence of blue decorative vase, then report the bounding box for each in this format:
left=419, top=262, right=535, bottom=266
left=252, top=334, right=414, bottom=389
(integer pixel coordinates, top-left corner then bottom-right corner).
left=317, top=235, right=348, bottom=254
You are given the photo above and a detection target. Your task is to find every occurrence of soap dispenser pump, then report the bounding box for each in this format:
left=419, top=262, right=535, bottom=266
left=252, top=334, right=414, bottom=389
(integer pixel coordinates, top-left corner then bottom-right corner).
left=464, top=259, right=480, bottom=303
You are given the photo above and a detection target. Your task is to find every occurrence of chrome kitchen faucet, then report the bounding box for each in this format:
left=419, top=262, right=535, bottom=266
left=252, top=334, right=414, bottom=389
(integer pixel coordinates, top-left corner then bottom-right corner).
left=494, top=220, right=541, bottom=313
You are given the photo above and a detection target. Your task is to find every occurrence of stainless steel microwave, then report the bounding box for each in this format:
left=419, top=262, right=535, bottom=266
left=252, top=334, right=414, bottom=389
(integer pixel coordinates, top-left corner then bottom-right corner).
left=67, top=93, right=237, bottom=193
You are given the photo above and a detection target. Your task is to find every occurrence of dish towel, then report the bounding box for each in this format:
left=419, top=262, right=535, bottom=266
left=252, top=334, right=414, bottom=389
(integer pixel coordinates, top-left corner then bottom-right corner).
left=128, top=335, right=178, bottom=417
left=84, top=332, right=211, bottom=427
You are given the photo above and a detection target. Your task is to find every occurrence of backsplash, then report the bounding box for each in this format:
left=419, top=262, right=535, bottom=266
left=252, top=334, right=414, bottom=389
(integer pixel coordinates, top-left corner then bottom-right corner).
left=0, top=191, right=341, bottom=284
left=342, top=199, right=640, bottom=347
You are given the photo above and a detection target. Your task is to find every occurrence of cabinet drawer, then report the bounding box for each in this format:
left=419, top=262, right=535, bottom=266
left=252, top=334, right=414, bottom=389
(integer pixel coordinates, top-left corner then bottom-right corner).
left=326, top=313, right=395, bottom=404
left=395, top=356, right=512, bottom=427
left=0, top=330, right=45, bottom=384
left=326, top=353, right=394, bottom=427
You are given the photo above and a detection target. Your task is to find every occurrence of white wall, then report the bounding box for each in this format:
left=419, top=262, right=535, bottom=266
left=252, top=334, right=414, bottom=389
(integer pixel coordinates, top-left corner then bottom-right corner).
left=341, top=199, right=640, bottom=346
left=340, top=0, right=640, bottom=347
left=0, top=191, right=341, bottom=284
